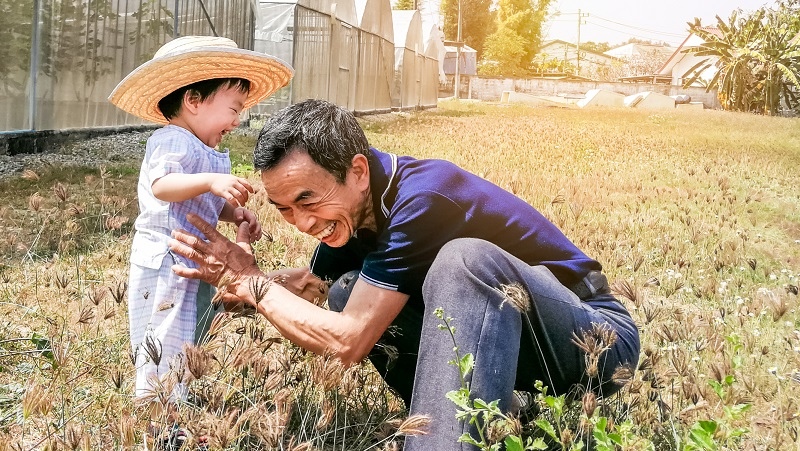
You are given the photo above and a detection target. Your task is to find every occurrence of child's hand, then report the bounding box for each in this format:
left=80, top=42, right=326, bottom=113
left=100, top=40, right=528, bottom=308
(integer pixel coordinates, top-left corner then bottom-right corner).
left=209, top=174, right=254, bottom=207
left=233, top=207, right=263, bottom=243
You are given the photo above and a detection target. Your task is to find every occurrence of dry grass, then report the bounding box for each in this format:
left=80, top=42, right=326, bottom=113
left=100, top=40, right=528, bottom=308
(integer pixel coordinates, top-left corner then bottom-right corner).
left=1, top=101, right=799, bottom=449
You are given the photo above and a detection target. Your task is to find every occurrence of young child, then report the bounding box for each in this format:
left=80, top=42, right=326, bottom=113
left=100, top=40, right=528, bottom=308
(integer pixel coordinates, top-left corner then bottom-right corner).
left=108, top=36, right=293, bottom=399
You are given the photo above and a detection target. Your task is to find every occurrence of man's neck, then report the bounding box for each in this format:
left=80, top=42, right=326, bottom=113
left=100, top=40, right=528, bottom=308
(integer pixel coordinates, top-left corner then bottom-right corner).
left=360, top=187, right=378, bottom=233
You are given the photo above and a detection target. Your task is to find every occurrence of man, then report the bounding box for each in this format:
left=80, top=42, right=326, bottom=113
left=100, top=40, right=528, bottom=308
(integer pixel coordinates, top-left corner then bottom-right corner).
left=169, top=99, right=640, bottom=450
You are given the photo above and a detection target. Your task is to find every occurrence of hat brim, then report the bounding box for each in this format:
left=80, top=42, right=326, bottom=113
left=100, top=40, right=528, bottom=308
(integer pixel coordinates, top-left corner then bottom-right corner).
left=108, top=47, right=294, bottom=124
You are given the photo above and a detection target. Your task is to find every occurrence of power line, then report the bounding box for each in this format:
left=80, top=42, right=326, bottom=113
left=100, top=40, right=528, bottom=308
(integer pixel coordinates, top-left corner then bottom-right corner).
left=591, top=15, right=686, bottom=37
left=584, top=21, right=683, bottom=45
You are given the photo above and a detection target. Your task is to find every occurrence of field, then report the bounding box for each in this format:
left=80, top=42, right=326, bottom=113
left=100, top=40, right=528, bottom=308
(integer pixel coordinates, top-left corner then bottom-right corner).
left=1, top=100, right=799, bottom=450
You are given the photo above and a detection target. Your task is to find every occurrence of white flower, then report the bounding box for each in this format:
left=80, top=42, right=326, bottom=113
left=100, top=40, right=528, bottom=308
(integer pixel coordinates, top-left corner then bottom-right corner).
left=770, top=274, right=778, bottom=280
left=768, top=367, right=778, bottom=375
left=753, top=329, right=761, bottom=337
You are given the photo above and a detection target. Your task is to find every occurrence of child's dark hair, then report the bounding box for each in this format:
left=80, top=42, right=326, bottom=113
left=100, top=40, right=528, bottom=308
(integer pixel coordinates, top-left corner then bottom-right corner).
left=157, top=78, right=251, bottom=120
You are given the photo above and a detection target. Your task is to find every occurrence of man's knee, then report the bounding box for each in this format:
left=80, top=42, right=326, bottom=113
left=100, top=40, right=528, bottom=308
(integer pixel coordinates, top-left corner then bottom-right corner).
left=423, top=238, right=503, bottom=296
left=327, top=270, right=359, bottom=312
left=430, top=238, right=497, bottom=273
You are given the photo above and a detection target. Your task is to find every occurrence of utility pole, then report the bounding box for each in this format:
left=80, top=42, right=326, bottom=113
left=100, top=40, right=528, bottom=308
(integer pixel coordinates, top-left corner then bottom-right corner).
left=575, top=9, right=589, bottom=74
left=454, top=0, right=462, bottom=99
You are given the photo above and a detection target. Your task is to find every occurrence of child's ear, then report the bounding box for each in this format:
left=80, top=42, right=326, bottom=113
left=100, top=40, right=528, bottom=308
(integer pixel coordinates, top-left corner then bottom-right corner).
left=183, top=90, right=202, bottom=114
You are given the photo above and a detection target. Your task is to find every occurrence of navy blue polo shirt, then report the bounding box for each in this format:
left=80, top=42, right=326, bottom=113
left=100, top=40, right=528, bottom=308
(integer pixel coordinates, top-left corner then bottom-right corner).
left=310, top=148, right=601, bottom=303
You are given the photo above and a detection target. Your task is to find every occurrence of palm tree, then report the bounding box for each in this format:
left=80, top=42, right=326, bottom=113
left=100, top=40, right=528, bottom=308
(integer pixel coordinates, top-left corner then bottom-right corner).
left=682, top=2, right=800, bottom=115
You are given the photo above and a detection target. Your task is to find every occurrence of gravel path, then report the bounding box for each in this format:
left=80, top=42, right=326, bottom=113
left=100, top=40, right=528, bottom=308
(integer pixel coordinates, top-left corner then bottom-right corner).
left=0, top=111, right=412, bottom=181
left=0, top=131, right=151, bottom=181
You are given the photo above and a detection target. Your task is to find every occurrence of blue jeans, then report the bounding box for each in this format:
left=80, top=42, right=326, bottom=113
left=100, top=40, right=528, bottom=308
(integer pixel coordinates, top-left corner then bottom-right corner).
left=327, top=238, right=640, bottom=450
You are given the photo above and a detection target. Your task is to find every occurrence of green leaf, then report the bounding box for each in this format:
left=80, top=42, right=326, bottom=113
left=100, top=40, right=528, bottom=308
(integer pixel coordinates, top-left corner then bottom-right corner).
left=688, top=420, right=719, bottom=451
left=457, top=432, right=482, bottom=447
left=459, top=353, right=475, bottom=376
left=529, top=437, right=549, bottom=450
left=446, top=388, right=472, bottom=410
left=504, top=435, right=523, bottom=451
left=534, top=419, right=558, bottom=441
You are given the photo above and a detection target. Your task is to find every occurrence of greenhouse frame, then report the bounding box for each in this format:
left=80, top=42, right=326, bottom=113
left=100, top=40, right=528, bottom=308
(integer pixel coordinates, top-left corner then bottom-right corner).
left=391, top=10, right=438, bottom=110
left=1, top=0, right=256, bottom=133
left=253, top=0, right=359, bottom=114
left=2, top=0, right=444, bottom=138
left=353, top=0, right=394, bottom=114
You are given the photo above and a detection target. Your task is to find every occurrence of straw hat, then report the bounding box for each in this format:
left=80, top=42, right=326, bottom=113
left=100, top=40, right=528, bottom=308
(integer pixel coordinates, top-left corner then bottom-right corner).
left=109, top=36, right=293, bottom=124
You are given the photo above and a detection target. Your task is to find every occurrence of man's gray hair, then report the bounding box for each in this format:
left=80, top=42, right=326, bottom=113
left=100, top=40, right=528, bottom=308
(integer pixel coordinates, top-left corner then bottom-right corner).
left=253, top=99, right=371, bottom=183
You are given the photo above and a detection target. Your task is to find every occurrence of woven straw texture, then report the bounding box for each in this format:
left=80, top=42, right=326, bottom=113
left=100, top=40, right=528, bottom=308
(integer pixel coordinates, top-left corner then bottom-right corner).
left=109, top=38, right=293, bottom=124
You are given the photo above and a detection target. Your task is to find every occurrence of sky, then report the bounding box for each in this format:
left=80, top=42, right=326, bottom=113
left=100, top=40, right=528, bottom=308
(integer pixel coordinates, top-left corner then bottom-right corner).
left=543, top=0, right=773, bottom=47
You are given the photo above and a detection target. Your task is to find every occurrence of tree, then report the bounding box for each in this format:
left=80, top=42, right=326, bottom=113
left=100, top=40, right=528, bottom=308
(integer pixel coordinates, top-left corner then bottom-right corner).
left=393, top=0, right=415, bottom=10
left=441, top=0, right=493, bottom=59
left=580, top=41, right=611, bottom=54
left=683, top=1, right=800, bottom=115
left=479, top=0, right=552, bottom=76
left=479, top=24, right=528, bottom=76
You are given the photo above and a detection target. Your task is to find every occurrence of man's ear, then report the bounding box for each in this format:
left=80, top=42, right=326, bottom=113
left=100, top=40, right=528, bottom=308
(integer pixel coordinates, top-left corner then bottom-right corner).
left=350, top=154, right=370, bottom=189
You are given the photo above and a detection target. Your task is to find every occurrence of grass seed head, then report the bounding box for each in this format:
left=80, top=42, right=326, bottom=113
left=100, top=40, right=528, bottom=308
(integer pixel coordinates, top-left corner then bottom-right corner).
left=28, top=192, right=43, bottom=212
left=498, top=283, right=531, bottom=312
left=184, top=343, right=212, bottom=381
left=395, top=414, right=430, bottom=436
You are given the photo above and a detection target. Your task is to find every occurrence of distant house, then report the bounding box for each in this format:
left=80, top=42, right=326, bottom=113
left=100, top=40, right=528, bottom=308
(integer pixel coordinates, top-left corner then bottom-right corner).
left=536, top=39, right=618, bottom=78
left=604, top=43, right=674, bottom=60
left=604, top=43, right=675, bottom=82
left=657, top=27, right=722, bottom=87
left=443, top=44, right=477, bottom=76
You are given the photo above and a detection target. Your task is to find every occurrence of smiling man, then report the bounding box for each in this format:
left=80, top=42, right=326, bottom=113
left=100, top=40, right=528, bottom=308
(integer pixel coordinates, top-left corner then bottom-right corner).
left=169, top=99, right=640, bottom=450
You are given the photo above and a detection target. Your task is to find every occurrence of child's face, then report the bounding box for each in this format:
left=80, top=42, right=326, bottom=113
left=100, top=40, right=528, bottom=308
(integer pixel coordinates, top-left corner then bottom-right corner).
left=190, top=85, right=248, bottom=148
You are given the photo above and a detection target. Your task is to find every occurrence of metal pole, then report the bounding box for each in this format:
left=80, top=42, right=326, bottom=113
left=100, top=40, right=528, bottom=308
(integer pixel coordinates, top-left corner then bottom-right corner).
left=454, top=0, right=462, bottom=99
left=576, top=9, right=581, bottom=74
left=576, top=9, right=588, bottom=75
left=28, top=0, right=41, bottom=131
left=174, top=0, right=180, bottom=37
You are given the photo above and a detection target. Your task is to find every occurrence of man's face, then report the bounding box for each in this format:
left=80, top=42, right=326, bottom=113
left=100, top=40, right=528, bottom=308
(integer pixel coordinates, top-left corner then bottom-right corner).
left=262, top=150, right=372, bottom=247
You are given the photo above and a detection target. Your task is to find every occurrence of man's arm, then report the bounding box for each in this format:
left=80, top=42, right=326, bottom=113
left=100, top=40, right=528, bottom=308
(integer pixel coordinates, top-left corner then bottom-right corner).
left=267, top=267, right=330, bottom=304
left=251, top=277, right=407, bottom=365
left=169, top=213, right=407, bottom=365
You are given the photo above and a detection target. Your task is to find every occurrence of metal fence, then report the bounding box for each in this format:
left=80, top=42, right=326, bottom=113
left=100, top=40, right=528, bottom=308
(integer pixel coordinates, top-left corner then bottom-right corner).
left=0, top=0, right=256, bottom=133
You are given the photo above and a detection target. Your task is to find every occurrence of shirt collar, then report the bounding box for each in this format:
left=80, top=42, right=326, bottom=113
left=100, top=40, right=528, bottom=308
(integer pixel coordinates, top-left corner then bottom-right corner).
left=366, top=147, right=397, bottom=232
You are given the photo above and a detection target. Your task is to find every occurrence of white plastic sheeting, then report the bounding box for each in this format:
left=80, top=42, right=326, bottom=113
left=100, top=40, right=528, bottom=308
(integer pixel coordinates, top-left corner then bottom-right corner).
left=392, top=10, right=433, bottom=110
left=2, top=0, right=257, bottom=132
left=353, top=0, right=394, bottom=113
left=422, top=23, right=445, bottom=107
left=254, top=0, right=359, bottom=113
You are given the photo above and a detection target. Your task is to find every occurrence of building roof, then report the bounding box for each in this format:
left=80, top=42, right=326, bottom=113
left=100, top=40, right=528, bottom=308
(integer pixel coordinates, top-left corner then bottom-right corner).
left=604, top=43, right=674, bottom=58
left=657, top=27, right=721, bottom=75
left=539, top=39, right=621, bottom=62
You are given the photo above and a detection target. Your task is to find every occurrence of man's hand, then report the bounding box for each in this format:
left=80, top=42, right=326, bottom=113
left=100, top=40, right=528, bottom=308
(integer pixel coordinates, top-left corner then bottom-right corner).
left=169, top=214, right=263, bottom=306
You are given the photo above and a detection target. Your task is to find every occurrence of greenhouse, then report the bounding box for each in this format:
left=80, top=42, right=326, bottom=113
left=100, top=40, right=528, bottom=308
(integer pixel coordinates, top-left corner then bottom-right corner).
left=391, top=10, right=439, bottom=110
left=253, top=0, right=359, bottom=114
left=3, top=0, right=446, bottom=143
left=1, top=0, right=256, bottom=133
left=422, top=22, right=446, bottom=108
left=353, top=0, right=394, bottom=114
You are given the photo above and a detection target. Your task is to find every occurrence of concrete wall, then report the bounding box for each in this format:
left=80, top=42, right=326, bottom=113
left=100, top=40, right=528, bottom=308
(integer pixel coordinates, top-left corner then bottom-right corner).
left=467, top=77, right=721, bottom=109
